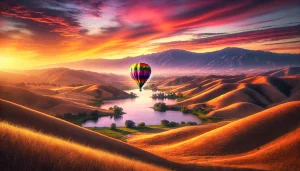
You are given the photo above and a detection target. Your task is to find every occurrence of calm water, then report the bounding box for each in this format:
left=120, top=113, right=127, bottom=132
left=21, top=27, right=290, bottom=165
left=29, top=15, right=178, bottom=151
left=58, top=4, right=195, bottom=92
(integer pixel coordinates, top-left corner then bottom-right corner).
left=81, top=89, right=201, bottom=127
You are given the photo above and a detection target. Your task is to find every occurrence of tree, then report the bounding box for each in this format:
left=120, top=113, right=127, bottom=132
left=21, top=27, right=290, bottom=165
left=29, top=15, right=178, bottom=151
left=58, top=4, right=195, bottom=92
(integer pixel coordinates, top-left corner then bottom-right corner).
left=90, top=110, right=99, bottom=117
left=187, top=121, right=197, bottom=125
left=129, top=92, right=137, bottom=98
left=109, top=105, right=123, bottom=114
left=180, top=107, right=189, bottom=113
left=181, top=121, right=186, bottom=125
left=125, top=120, right=135, bottom=128
left=153, top=102, right=167, bottom=111
left=168, top=121, right=178, bottom=127
left=161, top=119, right=170, bottom=126
left=78, top=112, right=87, bottom=117
left=110, top=123, right=117, bottom=130
left=137, top=122, right=146, bottom=128
left=177, top=92, right=184, bottom=98
left=91, top=97, right=104, bottom=107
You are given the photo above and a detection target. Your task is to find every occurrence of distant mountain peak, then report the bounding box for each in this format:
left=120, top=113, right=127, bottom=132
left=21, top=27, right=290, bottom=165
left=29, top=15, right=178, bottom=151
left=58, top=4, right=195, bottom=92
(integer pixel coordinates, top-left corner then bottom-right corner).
left=39, top=48, right=300, bottom=75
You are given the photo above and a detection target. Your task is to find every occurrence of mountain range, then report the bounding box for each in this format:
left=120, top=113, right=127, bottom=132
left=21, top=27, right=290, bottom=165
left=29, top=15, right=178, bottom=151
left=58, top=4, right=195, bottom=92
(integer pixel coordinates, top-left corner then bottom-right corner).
left=41, top=48, right=300, bottom=75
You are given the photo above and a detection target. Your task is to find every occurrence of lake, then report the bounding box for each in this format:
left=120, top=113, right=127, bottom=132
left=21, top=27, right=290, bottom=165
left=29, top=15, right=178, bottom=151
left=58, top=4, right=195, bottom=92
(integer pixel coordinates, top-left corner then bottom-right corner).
left=81, top=89, right=202, bottom=127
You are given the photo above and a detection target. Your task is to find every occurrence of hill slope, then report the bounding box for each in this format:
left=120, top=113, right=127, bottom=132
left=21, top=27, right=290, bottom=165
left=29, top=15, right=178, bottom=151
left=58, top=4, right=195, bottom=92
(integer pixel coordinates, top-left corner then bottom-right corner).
left=163, top=102, right=300, bottom=156
left=0, top=85, right=100, bottom=115
left=207, top=102, right=264, bottom=118
left=0, top=99, right=217, bottom=170
left=254, top=67, right=300, bottom=77
left=210, top=128, right=300, bottom=171
left=129, top=102, right=300, bottom=170
left=0, top=121, right=167, bottom=171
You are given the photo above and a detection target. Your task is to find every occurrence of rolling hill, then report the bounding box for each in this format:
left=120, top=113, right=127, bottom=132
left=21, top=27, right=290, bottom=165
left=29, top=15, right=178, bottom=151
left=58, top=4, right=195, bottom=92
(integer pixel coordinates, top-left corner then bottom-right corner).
left=206, top=102, right=264, bottom=118
left=254, top=67, right=300, bottom=77
left=0, top=121, right=168, bottom=171
left=72, top=84, right=132, bottom=99
left=0, top=99, right=218, bottom=170
left=157, top=72, right=300, bottom=119
left=4, top=68, right=135, bottom=90
left=0, top=85, right=108, bottom=115
left=129, top=101, right=300, bottom=170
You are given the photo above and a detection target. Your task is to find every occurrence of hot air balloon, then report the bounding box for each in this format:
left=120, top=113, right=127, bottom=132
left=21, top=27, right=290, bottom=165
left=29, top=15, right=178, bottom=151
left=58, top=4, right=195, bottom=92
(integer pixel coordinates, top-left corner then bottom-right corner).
left=130, top=63, right=151, bottom=92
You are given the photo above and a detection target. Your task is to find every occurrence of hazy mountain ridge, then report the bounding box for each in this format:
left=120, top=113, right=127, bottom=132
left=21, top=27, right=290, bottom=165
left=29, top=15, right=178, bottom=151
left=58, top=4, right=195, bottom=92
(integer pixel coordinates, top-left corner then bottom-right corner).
left=40, top=48, right=300, bottom=74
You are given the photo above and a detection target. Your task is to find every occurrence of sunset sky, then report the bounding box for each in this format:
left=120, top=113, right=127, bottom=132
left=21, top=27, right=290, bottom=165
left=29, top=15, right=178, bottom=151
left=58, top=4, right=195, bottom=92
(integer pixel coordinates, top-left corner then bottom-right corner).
left=0, top=0, right=300, bottom=69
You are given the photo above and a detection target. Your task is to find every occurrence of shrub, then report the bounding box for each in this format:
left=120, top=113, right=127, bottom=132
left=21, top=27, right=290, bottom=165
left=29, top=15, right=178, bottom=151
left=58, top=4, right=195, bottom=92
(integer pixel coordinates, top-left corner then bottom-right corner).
left=90, top=110, right=99, bottom=117
left=129, top=92, right=137, bottom=98
left=153, top=102, right=167, bottom=111
left=168, top=121, right=178, bottom=127
left=177, top=92, right=184, bottom=98
left=137, top=122, right=146, bottom=128
left=192, top=107, right=212, bottom=115
left=187, top=121, right=197, bottom=125
left=110, top=123, right=117, bottom=130
left=192, top=107, right=201, bottom=114
left=180, top=107, right=189, bottom=113
left=109, top=105, right=124, bottom=114
left=161, top=119, right=170, bottom=126
left=91, top=97, right=104, bottom=107
left=181, top=121, right=186, bottom=125
left=125, top=120, right=135, bottom=128
left=78, top=112, right=87, bottom=117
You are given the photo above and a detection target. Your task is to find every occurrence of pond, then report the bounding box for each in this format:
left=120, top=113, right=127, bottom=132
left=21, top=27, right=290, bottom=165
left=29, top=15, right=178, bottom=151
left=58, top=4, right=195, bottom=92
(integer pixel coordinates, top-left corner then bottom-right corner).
left=81, top=89, right=202, bottom=127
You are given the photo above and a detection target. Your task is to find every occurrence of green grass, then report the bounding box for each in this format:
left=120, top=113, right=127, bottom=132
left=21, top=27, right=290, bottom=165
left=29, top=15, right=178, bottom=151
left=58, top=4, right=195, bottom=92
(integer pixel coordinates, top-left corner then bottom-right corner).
left=63, top=114, right=112, bottom=125
left=90, top=126, right=173, bottom=142
left=64, top=116, right=97, bottom=125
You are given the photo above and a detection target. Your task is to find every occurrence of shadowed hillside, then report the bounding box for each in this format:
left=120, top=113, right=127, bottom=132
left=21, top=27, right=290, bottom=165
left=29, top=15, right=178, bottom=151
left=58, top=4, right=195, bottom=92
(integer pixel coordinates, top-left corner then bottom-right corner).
left=254, top=67, right=300, bottom=77
left=73, top=84, right=132, bottom=99
left=207, top=102, right=264, bottom=118
left=5, top=68, right=135, bottom=90
left=129, top=102, right=300, bottom=170
left=0, top=122, right=168, bottom=171
left=155, top=72, right=300, bottom=119
left=0, top=85, right=106, bottom=115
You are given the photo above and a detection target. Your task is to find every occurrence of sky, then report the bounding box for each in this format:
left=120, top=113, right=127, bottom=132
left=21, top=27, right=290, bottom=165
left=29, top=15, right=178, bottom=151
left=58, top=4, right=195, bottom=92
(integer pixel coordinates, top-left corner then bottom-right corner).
left=0, top=0, right=300, bottom=69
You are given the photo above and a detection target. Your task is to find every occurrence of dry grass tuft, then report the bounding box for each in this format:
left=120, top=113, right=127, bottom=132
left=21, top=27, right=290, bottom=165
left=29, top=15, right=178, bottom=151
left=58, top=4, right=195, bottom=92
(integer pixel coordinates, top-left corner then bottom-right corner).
left=0, top=121, right=168, bottom=171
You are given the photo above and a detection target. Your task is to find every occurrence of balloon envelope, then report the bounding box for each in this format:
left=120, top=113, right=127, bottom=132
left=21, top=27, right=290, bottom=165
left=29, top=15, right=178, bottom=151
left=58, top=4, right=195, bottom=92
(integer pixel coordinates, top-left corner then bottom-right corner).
left=130, top=63, right=151, bottom=91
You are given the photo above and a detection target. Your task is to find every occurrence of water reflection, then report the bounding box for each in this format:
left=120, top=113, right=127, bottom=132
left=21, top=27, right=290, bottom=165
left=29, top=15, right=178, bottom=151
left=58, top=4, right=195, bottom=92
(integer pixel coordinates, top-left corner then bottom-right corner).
left=82, top=89, right=201, bottom=127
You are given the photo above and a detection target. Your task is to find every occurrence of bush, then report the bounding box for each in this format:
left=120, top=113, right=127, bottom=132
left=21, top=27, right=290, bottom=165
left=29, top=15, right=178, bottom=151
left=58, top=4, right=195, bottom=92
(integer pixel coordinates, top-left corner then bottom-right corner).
left=90, top=110, right=99, bottom=117
left=129, top=92, right=137, bottom=98
left=192, top=106, right=212, bottom=115
left=180, top=107, right=189, bottom=113
left=91, top=97, right=104, bottom=107
left=78, top=112, right=87, bottom=117
left=168, top=121, right=178, bottom=127
left=161, top=120, right=179, bottom=127
left=153, top=102, right=168, bottom=111
left=137, top=122, right=146, bottom=128
left=110, top=123, right=117, bottom=130
left=109, top=105, right=124, bottom=114
left=125, top=120, right=135, bottom=128
left=177, top=92, right=184, bottom=98
left=181, top=121, right=186, bottom=125
left=187, top=121, right=197, bottom=125
left=161, top=119, right=170, bottom=126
